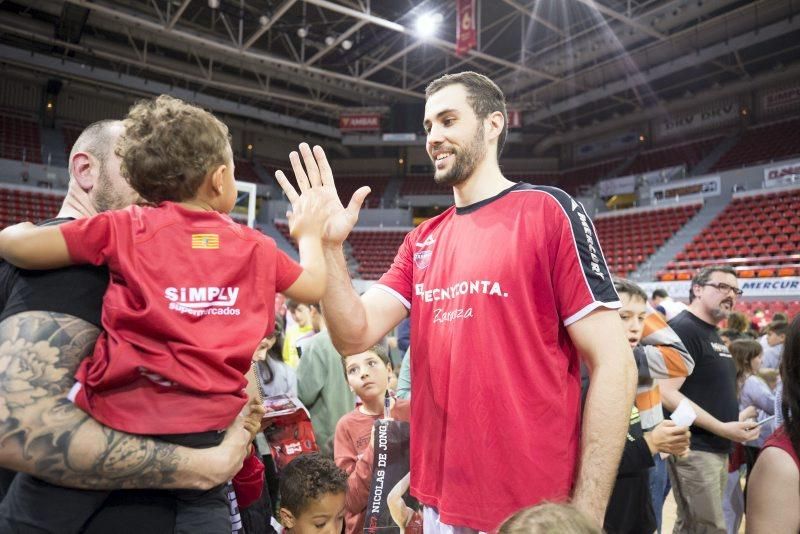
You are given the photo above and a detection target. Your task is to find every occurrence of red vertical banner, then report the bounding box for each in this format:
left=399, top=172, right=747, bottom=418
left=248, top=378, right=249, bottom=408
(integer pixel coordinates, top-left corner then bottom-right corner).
left=456, top=0, right=477, bottom=57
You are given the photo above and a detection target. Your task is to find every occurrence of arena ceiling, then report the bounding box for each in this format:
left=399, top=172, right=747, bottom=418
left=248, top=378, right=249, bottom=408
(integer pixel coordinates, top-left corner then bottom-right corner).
left=1, top=0, right=799, bottom=139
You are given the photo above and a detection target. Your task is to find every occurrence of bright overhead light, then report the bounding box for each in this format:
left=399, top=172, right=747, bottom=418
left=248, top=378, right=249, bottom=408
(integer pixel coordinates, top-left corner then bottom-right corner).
left=208, top=0, right=219, bottom=8
left=341, top=39, right=353, bottom=50
left=325, top=35, right=336, bottom=46
left=259, top=15, right=270, bottom=26
left=415, top=13, right=442, bottom=39
left=297, top=27, right=308, bottom=38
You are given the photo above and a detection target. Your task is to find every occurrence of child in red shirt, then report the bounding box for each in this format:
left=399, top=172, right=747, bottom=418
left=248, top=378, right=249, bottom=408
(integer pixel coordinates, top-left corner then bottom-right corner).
left=0, top=95, right=329, bottom=533
left=334, top=344, right=410, bottom=534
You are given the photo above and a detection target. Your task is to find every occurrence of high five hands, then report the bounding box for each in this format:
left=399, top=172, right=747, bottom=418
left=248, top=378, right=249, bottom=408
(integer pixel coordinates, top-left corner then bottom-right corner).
left=274, top=143, right=371, bottom=246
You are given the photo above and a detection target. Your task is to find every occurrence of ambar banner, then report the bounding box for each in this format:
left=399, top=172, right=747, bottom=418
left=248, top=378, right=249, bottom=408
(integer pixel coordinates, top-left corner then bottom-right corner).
left=340, top=114, right=381, bottom=132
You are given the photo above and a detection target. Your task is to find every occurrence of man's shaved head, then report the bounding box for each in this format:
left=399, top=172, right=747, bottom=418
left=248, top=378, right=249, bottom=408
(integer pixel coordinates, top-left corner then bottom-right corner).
left=69, top=120, right=137, bottom=213
left=69, top=120, right=121, bottom=171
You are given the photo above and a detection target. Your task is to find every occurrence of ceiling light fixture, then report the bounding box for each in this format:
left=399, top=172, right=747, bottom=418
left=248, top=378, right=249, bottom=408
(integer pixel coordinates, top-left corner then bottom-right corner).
left=415, top=13, right=443, bottom=39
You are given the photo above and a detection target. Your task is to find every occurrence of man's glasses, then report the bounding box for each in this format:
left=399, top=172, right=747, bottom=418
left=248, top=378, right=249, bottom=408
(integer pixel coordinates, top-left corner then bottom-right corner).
left=703, top=282, right=743, bottom=297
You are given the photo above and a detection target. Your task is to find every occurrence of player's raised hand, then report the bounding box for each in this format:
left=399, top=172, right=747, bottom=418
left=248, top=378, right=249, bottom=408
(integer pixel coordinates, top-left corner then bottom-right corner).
left=274, top=143, right=370, bottom=246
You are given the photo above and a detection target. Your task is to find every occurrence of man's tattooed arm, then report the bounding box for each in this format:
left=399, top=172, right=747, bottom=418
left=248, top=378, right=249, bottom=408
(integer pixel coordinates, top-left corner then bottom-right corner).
left=0, top=311, right=250, bottom=490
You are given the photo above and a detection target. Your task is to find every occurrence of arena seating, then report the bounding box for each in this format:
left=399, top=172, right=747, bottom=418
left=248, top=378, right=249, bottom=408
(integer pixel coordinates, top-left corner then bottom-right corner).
left=274, top=221, right=407, bottom=280
left=0, top=114, right=42, bottom=164
left=259, top=164, right=389, bottom=206
left=347, top=230, right=407, bottom=279
left=259, top=163, right=387, bottom=207
left=560, top=158, right=624, bottom=195
left=399, top=174, right=451, bottom=196
left=0, top=187, right=62, bottom=228
left=595, top=203, right=702, bottom=278
left=735, top=300, right=800, bottom=324
left=711, top=117, right=800, bottom=171
left=659, top=188, right=800, bottom=280
left=335, top=175, right=389, bottom=208
left=626, top=136, right=722, bottom=175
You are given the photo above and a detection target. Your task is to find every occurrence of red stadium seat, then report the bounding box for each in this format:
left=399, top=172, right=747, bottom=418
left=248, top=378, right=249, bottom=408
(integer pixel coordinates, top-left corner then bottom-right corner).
left=663, top=188, right=800, bottom=280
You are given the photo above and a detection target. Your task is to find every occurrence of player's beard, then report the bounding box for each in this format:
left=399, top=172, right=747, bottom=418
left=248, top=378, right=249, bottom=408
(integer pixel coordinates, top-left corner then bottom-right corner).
left=432, top=124, right=487, bottom=187
left=92, top=158, right=136, bottom=212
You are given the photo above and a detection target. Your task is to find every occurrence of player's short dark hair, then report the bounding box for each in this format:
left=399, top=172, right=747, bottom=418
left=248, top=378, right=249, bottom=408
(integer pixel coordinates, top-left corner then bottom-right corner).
left=425, top=71, right=508, bottom=158
left=340, top=339, right=391, bottom=377
left=280, top=454, right=347, bottom=516
left=652, top=288, right=668, bottom=300
left=613, top=277, right=647, bottom=303
left=689, top=265, right=737, bottom=303
left=118, top=95, right=231, bottom=204
left=368, top=341, right=391, bottom=366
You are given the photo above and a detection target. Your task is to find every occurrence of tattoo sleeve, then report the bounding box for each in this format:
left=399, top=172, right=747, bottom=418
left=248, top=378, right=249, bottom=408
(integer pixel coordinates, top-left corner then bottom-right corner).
left=0, top=311, right=198, bottom=490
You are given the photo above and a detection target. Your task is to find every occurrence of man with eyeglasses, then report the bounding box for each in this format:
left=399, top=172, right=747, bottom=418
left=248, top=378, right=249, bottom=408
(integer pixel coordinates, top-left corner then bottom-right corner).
left=659, top=265, right=760, bottom=533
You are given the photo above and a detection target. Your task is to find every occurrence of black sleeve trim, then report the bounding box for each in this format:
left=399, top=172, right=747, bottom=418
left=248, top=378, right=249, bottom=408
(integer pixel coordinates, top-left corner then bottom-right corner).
left=531, top=185, right=619, bottom=304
